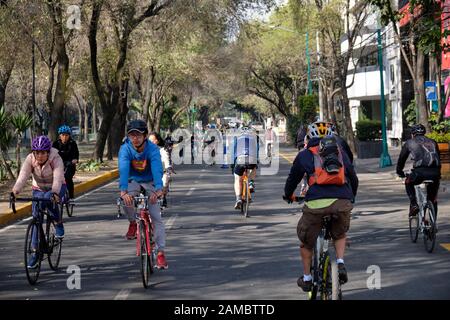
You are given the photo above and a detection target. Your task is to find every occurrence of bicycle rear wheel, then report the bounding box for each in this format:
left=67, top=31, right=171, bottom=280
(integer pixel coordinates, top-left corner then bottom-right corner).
left=331, top=261, right=342, bottom=300
left=139, top=221, right=151, bottom=288
left=243, top=179, right=250, bottom=218
left=423, top=201, right=437, bottom=253
left=409, top=213, right=419, bottom=243
left=47, top=219, right=62, bottom=270
left=24, top=220, right=42, bottom=285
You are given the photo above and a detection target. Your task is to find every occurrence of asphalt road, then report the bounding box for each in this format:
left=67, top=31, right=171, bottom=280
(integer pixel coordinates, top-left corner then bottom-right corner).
left=0, top=153, right=449, bottom=300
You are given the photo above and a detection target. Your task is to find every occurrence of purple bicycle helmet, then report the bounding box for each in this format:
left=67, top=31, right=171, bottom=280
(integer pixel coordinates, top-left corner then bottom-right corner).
left=32, top=135, right=52, bottom=151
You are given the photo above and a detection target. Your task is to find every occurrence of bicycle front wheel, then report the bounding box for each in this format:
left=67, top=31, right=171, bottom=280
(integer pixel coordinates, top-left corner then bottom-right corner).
left=47, top=219, right=62, bottom=270
left=24, top=220, right=42, bottom=285
left=139, top=221, right=151, bottom=288
left=66, top=202, right=74, bottom=217
left=331, top=261, right=342, bottom=300
left=423, top=201, right=437, bottom=253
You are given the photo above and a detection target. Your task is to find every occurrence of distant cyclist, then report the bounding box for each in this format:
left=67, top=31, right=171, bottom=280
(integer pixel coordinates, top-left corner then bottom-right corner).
left=118, top=120, right=168, bottom=269
left=53, top=125, right=79, bottom=200
left=12, top=136, right=66, bottom=268
left=396, top=124, right=441, bottom=217
left=149, top=131, right=173, bottom=208
left=284, top=122, right=358, bottom=292
left=232, top=127, right=258, bottom=210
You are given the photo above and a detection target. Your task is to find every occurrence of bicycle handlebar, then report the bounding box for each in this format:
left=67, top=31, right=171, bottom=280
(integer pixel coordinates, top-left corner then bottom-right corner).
left=9, top=192, right=58, bottom=214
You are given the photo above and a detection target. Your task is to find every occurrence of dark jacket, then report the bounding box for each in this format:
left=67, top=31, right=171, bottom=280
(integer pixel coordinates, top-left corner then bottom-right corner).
left=396, top=135, right=441, bottom=176
left=284, top=137, right=358, bottom=202
left=52, top=138, right=79, bottom=165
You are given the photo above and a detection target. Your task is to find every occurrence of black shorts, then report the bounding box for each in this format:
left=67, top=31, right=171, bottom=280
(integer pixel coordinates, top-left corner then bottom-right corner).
left=234, top=164, right=257, bottom=176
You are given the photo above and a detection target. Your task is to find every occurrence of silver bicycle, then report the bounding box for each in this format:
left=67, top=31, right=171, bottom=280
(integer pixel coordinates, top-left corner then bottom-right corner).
left=408, top=178, right=437, bottom=253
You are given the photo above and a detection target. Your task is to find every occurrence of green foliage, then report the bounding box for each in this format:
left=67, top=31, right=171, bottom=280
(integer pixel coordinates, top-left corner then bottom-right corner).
left=404, top=100, right=417, bottom=126
left=355, top=120, right=382, bottom=141
left=10, top=113, right=33, bottom=135
left=429, top=113, right=450, bottom=134
left=297, top=95, right=318, bottom=122
left=286, top=94, right=319, bottom=143
left=426, top=132, right=450, bottom=143
left=77, top=159, right=101, bottom=172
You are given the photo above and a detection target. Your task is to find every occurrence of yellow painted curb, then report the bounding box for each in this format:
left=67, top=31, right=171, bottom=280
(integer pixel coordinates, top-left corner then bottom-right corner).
left=279, top=152, right=296, bottom=163
left=440, top=243, right=450, bottom=251
left=0, top=169, right=119, bottom=227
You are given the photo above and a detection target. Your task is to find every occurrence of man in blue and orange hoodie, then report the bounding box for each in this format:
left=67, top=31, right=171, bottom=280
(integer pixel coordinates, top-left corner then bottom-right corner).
left=118, top=119, right=167, bottom=269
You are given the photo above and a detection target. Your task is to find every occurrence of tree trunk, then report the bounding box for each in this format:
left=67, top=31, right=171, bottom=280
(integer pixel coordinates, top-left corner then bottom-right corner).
left=341, top=92, right=356, bottom=155
left=83, top=101, right=89, bottom=142
left=93, top=104, right=98, bottom=135
left=416, top=50, right=429, bottom=131
left=0, top=60, right=14, bottom=107
left=0, top=151, right=15, bottom=180
left=47, top=0, right=70, bottom=142
left=74, top=93, right=83, bottom=143
left=110, top=79, right=129, bottom=157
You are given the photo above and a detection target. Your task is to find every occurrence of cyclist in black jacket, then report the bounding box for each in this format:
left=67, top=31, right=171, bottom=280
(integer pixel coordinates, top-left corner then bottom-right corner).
left=53, top=125, right=79, bottom=199
left=396, top=124, right=441, bottom=217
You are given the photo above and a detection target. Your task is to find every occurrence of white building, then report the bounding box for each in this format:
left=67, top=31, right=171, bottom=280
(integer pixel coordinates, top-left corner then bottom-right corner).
left=342, top=3, right=403, bottom=147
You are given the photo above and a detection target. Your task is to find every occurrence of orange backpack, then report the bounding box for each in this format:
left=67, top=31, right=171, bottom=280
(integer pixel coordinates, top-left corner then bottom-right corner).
left=307, top=145, right=345, bottom=186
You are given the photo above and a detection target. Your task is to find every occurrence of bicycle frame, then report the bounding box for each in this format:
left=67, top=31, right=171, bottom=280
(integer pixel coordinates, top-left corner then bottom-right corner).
left=310, top=216, right=341, bottom=300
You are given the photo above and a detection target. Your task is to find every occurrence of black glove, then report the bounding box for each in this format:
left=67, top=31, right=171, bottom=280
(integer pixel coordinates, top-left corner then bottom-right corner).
left=282, top=195, right=293, bottom=204
left=397, top=171, right=405, bottom=178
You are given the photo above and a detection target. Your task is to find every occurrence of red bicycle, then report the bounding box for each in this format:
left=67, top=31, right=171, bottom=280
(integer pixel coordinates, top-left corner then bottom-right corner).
left=117, top=193, right=157, bottom=288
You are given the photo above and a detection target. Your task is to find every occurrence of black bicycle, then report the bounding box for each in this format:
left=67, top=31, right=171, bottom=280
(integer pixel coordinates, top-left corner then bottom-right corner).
left=10, top=193, right=63, bottom=285
left=61, top=163, right=76, bottom=218
left=284, top=195, right=342, bottom=300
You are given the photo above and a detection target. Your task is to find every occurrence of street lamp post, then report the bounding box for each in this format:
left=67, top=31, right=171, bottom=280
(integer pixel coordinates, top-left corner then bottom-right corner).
left=377, top=28, right=392, bottom=168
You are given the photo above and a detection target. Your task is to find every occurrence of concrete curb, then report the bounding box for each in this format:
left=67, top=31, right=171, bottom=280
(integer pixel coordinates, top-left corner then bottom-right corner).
left=0, top=169, right=119, bottom=227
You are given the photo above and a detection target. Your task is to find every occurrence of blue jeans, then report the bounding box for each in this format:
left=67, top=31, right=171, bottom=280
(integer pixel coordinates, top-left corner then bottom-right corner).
left=30, top=185, right=66, bottom=249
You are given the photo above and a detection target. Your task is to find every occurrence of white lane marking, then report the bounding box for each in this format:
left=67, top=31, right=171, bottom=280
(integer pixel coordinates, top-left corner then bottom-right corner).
left=194, top=180, right=199, bottom=184
left=74, top=180, right=117, bottom=200
left=186, top=187, right=195, bottom=196
left=114, top=289, right=131, bottom=300
left=165, top=214, right=178, bottom=231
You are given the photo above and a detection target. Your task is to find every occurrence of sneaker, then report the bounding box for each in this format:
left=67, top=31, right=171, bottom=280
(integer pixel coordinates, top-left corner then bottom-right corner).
left=55, top=223, right=65, bottom=239
left=27, top=252, right=39, bottom=269
left=249, top=181, right=255, bottom=193
left=126, top=221, right=137, bottom=240
left=297, top=276, right=312, bottom=292
left=156, top=252, right=168, bottom=269
left=234, top=199, right=242, bottom=210
left=409, top=204, right=419, bottom=217
left=337, top=263, right=348, bottom=284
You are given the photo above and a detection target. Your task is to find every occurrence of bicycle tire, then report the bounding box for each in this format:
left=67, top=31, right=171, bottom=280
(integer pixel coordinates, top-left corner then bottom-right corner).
left=320, top=252, right=332, bottom=300
left=24, top=219, right=42, bottom=285
left=47, top=219, right=62, bottom=270
left=331, top=261, right=342, bottom=300
left=244, top=179, right=250, bottom=218
left=308, top=243, right=319, bottom=300
left=409, top=214, right=419, bottom=243
left=139, top=221, right=151, bottom=288
left=423, top=201, right=437, bottom=253
left=240, top=177, right=246, bottom=215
